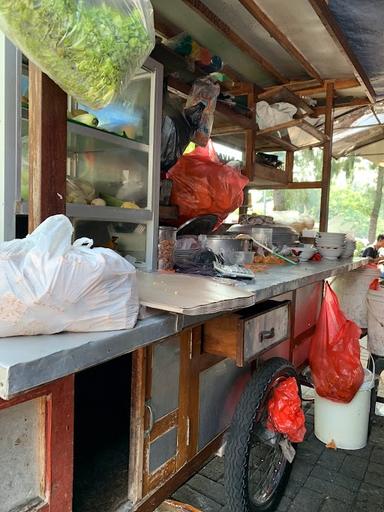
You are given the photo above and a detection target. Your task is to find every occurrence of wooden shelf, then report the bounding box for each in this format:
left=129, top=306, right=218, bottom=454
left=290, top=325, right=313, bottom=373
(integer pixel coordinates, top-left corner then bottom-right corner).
left=17, top=202, right=152, bottom=222
left=255, top=118, right=327, bottom=151
left=249, top=162, right=288, bottom=186
left=159, top=205, right=179, bottom=222
left=256, top=118, right=325, bottom=140
left=151, top=43, right=233, bottom=90
left=257, top=85, right=314, bottom=116
left=67, top=120, right=149, bottom=154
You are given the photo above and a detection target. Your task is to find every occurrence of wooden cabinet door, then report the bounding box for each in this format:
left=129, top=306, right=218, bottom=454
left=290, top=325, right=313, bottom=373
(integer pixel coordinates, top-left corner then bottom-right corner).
left=0, top=377, right=74, bottom=512
left=129, top=328, right=201, bottom=503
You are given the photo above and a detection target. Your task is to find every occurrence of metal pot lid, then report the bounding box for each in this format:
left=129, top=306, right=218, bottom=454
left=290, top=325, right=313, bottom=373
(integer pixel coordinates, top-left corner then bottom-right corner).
left=227, top=223, right=298, bottom=235
left=177, top=215, right=218, bottom=236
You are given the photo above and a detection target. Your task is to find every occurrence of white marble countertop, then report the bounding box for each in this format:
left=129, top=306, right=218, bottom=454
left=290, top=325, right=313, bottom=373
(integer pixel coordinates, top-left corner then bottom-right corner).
left=0, top=258, right=367, bottom=399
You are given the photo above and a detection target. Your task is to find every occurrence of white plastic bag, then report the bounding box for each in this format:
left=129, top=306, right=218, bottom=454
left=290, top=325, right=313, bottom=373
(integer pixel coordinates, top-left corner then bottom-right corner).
left=0, top=215, right=139, bottom=337
left=256, top=101, right=297, bottom=130
left=0, top=0, right=155, bottom=109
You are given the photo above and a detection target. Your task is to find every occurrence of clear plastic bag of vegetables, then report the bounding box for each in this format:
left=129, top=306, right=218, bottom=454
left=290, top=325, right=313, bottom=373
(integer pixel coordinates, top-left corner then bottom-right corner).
left=0, top=0, right=155, bottom=109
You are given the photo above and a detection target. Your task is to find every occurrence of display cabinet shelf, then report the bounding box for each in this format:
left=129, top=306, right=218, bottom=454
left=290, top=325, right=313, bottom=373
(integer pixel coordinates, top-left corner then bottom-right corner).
left=22, top=110, right=150, bottom=154
left=67, top=120, right=150, bottom=154
left=17, top=202, right=153, bottom=223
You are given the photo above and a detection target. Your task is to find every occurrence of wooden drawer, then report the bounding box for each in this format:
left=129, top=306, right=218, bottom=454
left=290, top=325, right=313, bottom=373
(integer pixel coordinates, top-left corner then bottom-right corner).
left=203, top=300, right=291, bottom=367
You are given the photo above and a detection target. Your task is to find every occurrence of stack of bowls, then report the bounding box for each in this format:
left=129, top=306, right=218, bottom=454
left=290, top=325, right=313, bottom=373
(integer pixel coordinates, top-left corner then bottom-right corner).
left=316, top=232, right=346, bottom=260
left=340, top=239, right=357, bottom=258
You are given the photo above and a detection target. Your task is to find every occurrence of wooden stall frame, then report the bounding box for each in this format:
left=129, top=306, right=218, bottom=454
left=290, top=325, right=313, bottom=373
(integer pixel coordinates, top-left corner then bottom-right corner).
left=0, top=376, right=74, bottom=512
left=319, top=81, right=335, bottom=231
left=28, top=66, right=67, bottom=232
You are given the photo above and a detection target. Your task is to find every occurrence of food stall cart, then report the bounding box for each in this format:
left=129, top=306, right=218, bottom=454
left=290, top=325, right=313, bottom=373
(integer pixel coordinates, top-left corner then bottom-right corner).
left=0, top=1, right=381, bottom=512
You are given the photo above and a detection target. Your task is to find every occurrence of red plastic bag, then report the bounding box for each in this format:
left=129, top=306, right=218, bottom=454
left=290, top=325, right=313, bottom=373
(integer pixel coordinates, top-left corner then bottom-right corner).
left=167, top=141, right=249, bottom=226
left=267, top=377, right=306, bottom=443
left=370, top=278, right=380, bottom=290
left=309, top=283, right=364, bottom=403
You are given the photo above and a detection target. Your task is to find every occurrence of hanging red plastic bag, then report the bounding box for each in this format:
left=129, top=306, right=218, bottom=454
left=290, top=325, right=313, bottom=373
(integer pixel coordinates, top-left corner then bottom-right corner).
left=167, top=140, right=249, bottom=226
left=267, top=377, right=306, bottom=443
left=309, top=283, right=364, bottom=403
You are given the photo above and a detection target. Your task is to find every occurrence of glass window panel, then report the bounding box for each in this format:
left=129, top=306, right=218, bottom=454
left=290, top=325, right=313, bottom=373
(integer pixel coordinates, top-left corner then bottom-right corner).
left=75, top=148, right=149, bottom=209
left=77, top=73, right=151, bottom=145
left=71, top=219, right=147, bottom=262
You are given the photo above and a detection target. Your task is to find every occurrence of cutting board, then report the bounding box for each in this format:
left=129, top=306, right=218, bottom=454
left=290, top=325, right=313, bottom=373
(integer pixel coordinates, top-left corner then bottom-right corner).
left=137, top=272, right=255, bottom=316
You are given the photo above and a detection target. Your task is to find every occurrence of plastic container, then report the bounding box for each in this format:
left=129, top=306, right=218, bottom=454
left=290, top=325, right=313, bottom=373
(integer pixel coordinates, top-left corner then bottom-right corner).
left=158, top=226, right=177, bottom=270
left=251, top=227, right=273, bottom=248
left=228, top=251, right=255, bottom=265
left=367, top=287, right=384, bottom=356
left=314, top=368, right=374, bottom=450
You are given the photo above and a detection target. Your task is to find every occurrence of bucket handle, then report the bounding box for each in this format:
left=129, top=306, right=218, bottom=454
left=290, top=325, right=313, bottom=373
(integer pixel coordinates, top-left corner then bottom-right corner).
left=360, top=344, right=376, bottom=387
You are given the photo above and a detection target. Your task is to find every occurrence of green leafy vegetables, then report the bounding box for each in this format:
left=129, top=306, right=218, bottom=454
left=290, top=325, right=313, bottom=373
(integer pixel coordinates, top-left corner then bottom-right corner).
left=0, top=0, right=154, bottom=108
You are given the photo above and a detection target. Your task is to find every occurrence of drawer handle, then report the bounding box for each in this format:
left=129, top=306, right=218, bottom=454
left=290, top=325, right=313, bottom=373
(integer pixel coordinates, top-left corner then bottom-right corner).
left=260, top=327, right=275, bottom=343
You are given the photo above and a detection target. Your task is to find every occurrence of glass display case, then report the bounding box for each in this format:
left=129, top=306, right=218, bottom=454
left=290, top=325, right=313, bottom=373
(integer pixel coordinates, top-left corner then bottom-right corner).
left=17, top=55, right=163, bottom=270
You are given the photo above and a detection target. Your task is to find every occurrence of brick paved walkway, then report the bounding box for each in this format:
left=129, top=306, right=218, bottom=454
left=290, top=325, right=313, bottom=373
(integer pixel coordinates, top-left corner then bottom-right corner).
left=172, top=407, right=384, bottom=512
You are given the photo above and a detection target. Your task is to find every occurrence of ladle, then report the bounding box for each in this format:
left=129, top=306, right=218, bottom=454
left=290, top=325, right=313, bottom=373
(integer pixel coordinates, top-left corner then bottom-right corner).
left=235, top=234, right=297, bottom=265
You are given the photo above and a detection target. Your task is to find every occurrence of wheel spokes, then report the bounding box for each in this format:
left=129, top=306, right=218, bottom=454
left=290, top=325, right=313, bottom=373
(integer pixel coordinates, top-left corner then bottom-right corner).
left=248, top=430, right=287, bottom=506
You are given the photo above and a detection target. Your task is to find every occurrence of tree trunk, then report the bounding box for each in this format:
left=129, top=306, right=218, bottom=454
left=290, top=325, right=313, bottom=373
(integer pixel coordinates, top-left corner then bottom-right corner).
left=273, top=189, right=287, bottom=211
left=368, top=166, right=384, bottom=243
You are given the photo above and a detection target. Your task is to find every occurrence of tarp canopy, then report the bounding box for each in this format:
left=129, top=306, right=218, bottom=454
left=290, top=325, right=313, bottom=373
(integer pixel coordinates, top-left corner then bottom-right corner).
left=329, top=0, right=384, bottom=98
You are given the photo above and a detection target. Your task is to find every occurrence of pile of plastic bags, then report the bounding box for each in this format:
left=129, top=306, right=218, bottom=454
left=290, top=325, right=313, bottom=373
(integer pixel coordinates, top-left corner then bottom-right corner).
left=167, top=141, right=249, bottom=227
left=0, top=215, right=139, bottom=337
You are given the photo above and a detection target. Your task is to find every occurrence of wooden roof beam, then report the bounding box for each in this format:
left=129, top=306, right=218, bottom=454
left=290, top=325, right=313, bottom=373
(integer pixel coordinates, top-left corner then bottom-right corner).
left=307, top=0, right=376, bottom=103
left=238, top=0, right=323, bottom=83
left=180, top=0, right=287, bottom=83
left=293, top=78, right=360, bottom=96
left=313, top=97, right=371, bottom=116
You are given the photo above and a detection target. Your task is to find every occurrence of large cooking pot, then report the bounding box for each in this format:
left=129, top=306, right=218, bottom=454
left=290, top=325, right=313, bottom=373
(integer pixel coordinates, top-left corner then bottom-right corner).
left=205, top=235, right=251, bottom=264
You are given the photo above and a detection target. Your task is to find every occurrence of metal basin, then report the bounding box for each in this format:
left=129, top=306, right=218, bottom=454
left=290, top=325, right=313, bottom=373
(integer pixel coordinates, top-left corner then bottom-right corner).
left=205, top=235, right=251, bottom=263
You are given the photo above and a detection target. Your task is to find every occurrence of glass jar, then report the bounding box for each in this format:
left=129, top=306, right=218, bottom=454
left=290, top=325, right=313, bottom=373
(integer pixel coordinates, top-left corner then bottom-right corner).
left=158, top=226, right=177, bottom=270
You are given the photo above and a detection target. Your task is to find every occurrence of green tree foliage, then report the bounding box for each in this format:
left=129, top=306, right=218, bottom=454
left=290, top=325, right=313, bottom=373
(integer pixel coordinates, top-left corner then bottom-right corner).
left=269, top=149, right=384, bottom=241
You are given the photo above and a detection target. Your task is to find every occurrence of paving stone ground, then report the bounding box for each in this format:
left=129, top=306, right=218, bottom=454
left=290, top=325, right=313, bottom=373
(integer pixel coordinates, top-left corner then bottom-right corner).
left=172, top=405, right=384, bottom=512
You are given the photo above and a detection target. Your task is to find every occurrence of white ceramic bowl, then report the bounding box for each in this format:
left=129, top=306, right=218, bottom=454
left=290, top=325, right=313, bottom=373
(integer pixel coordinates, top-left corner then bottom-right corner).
left=318, top=231, right=346, bottom=238
left=302, top=229, right=317, bottom=238
left=316, top=237, right=345, bottom=245
left=299, top=248, right=316, bottom=261
left=317, top=233, right=346, bottom=242
left=318, top=246, right=343, bottom=259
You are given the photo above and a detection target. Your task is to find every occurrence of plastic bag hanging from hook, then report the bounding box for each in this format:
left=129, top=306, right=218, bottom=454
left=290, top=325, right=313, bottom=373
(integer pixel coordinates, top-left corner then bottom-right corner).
left=0, top=0, right=155, bottom=109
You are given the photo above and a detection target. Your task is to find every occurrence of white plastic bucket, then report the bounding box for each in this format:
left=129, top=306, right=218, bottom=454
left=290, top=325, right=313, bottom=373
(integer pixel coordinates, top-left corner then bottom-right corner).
left=367, top=287, right=384, bottom=356
left=314, top=368, right=375, bottom=450
left=332, top=266, right=380, bottom=328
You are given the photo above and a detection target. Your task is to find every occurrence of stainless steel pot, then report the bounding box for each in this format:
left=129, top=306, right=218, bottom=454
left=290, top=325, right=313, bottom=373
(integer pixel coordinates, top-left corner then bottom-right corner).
left=205, top=235, right=251, bottom=263
left=227, top=223, right=299, bottom=247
